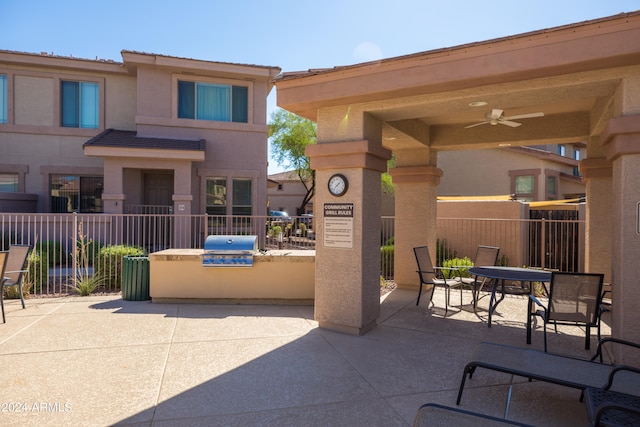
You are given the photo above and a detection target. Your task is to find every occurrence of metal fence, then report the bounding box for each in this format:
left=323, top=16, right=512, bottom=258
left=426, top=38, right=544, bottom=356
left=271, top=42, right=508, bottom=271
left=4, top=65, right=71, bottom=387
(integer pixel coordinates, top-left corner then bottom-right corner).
left=0, top=213, right=583, bottom=296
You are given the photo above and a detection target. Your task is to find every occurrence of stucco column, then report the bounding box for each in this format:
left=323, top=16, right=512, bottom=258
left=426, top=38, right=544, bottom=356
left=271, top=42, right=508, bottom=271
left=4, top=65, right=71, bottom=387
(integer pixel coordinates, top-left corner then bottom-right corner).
left=101, top=158, right=125, bottom=214
left=580, top=155, right=612, bottom=281
left=389, top=147, right=442, bottom=289
left=173, top=162, right=193, bottom=248
left=307, top=108, right=391, bottom=335
left=599, top=115, right=640, bottom=354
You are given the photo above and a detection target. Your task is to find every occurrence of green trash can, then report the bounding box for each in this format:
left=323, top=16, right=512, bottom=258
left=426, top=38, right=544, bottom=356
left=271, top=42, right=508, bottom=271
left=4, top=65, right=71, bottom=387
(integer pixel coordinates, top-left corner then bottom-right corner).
left=121, top=256, right=150, bottom=301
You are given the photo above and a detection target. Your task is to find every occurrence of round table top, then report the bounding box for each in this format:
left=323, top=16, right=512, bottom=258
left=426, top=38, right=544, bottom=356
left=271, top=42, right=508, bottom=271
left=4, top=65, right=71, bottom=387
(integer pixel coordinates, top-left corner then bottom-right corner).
left=468, top=266, right=552, bottom=282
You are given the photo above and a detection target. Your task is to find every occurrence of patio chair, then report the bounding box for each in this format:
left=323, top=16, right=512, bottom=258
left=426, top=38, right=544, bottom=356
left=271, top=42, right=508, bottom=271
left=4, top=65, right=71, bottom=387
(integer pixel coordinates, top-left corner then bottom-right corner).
left=414, top=246, right=462, bottom=316
left=584, top=383, right=640, bottom=426
left=412, top=403, right=533, bottom=426
left=457, top=338, right=640, bottom=406
left=0, top=251, right=9, bottom=323
left=1, top=245, right=31, bottom=323
left=597, top=282, right=612, bottom=341
left=529, top=272, right=604, bottom=352
left=458, top=245, right=500, bottom=310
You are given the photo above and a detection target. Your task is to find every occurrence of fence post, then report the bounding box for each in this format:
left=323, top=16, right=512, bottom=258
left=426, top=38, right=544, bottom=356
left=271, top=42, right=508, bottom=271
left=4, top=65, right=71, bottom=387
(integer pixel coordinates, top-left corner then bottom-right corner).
left=72, top=212, right=78, bottom=285
left=540, top=218, right=546, bottom=270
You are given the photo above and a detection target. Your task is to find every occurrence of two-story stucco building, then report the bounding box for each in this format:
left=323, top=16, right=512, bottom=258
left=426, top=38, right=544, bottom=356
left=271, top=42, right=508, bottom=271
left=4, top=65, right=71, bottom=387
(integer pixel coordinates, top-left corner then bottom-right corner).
left=0, top=50, right=280, bottom=217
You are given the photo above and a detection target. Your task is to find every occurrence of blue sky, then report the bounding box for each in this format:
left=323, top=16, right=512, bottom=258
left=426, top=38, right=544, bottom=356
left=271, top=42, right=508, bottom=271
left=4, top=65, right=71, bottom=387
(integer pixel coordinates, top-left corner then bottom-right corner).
left=2, top=0, right=638, bottom=173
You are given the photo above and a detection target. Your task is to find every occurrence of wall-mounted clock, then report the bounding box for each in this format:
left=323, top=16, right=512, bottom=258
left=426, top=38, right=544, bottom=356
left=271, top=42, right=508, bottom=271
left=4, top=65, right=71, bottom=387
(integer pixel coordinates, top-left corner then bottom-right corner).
left=328, top=173, right=348, bottom=197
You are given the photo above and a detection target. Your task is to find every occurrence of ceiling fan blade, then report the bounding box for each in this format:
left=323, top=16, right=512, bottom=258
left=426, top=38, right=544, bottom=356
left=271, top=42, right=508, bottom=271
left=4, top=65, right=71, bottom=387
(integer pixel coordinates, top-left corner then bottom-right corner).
left=465, top=121, right=489, bottom=128
left=490, top=109, right=504, bottom=120
left=500, top=120, right=522, bottom=128
left=503, top=112, right=544, bottom=120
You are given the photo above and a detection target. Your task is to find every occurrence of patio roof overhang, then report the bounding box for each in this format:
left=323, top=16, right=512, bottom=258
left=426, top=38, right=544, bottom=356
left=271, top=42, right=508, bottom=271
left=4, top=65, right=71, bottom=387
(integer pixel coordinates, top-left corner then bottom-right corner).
left=274, top=11, right=640, bottom=153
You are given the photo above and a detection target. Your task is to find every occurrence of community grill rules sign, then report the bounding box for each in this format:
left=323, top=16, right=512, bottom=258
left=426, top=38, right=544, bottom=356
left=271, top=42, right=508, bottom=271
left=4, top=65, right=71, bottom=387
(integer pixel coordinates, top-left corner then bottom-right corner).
left=323, top=203, right=354, bottom=248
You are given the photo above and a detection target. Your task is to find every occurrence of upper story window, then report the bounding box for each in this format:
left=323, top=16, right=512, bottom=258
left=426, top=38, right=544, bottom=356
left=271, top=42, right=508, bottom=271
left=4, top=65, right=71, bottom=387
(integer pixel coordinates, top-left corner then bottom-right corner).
left=557, top=144, right=566, bottom=156
left=61, top=81, right=99, bottom=128
left=178, top=81, right=248, bottom=123
left=0, top=74, right=7, bottom=124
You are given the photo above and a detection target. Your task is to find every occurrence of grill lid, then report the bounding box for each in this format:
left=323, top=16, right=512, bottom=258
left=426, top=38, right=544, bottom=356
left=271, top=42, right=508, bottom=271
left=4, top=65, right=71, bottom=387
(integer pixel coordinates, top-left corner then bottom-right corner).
left=204, top=235, right=257, bottom=252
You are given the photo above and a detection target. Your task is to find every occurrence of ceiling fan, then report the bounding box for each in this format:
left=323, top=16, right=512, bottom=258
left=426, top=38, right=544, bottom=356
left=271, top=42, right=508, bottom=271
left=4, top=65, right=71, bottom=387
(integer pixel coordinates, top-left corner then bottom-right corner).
left=465, top=108, right=544, bottom=128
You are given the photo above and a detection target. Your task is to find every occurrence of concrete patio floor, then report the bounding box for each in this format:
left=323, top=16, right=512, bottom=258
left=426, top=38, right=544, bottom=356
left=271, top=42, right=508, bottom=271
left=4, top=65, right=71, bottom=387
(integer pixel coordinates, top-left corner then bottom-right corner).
left=0, top=287, right=612, bottom=426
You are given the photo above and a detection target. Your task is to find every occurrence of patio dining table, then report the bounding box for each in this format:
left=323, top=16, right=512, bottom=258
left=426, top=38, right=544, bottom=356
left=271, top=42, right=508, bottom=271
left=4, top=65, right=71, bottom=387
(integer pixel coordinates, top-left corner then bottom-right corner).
left=468, top=266, right=551, bottom=342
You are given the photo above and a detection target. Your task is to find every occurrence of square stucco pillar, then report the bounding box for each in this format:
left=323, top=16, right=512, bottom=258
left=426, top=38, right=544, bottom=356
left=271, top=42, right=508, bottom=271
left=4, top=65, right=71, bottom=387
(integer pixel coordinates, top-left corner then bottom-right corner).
left=389, top=165, right=443, bottom=289
left=580, top=157, right=612, bottom=281
left=599, top=115, right=640, bottom=361
left=306, top=138, right=391, bottom=335
left=101, top=159, right=125, bottom=214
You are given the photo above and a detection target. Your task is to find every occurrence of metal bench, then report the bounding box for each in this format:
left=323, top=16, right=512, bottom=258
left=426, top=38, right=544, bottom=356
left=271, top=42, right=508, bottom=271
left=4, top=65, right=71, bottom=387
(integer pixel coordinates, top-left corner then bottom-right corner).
left=457, top=338, right=640, bottom=405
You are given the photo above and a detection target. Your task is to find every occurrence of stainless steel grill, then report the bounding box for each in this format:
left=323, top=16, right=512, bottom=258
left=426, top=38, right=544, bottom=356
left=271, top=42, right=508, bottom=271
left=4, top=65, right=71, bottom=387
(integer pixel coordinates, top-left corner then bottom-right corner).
left=202, top=235, right=257, bottom=267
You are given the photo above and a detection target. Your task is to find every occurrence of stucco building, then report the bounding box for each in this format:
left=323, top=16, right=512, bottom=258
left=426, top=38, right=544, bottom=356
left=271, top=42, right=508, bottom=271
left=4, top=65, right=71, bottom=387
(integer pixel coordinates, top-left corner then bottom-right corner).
left=0, top=50, right=280, bottom=217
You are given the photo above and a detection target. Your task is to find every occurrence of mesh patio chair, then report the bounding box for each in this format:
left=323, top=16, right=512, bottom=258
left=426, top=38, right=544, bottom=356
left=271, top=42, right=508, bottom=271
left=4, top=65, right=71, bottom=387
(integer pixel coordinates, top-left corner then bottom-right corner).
left=2, top=245, right=31, bottom=323
left=458, top=245, right=500, bottom=311
left=529, top=271, right=604, bottom=352
left=414, top=246, right=462, bottom=316
left=0, top=251, right=9, bottom=323
left=597, top=282, right=612, bottom=341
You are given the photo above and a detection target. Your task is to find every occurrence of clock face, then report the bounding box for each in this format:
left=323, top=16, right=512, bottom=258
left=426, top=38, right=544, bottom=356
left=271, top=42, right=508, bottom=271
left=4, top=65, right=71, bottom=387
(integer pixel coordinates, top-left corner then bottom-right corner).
left=328, top=174, right=348, bottom=196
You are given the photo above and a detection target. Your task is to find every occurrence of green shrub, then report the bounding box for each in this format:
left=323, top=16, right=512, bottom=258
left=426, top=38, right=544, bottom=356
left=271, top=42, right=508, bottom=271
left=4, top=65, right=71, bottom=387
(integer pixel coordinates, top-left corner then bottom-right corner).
left=269, top=225, right=282, bottom=238
left=35, top=240, right=65, bottom=267
left=95, top=245, right=145, bottom=289
left=436, top=239, right=457, bottom=266
left=298, top=222, right=307, bottom=237
left=442, top=257, right=473, bottom=279
left=380, top=244, right=394, bottom=279
left=497, top=254, right=509, bottom=266
left=26, top=250, right=48, bottom=294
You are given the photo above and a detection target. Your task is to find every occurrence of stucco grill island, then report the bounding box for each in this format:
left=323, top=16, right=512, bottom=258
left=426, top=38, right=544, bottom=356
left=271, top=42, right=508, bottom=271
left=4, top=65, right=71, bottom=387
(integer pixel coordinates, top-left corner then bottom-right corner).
left=149, top=243, right=315, bottom=304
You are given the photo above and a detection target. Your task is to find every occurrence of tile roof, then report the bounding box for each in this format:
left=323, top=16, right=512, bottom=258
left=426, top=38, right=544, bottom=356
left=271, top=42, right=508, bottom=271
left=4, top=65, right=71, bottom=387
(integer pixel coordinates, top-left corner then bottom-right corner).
left=83, top=129, right=206, bottom=151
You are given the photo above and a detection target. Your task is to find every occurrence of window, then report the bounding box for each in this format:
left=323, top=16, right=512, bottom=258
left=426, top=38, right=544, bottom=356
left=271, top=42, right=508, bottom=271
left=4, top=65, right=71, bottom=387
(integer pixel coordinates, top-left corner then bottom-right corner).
left=514, top=175, right=535, bottom=201
left=232, top=178, right=252, bottom=216
left=277, top=183, right=283, bottom=191
left=206, top=177, right=227, bottom=216
left=61, top=81, right=99, bottom=128
left=573, top=148, right=581, bottom=176
left=547, top=176, right=557, bottom=199
left=0, top=74, right=6, bottom=124
left=50, top=175, right=103, bottom=213
left=557, top=144, right=566, bottom=156
left=0, top=173, right=18, bottom=192
left=178, top=81, right=248, bottom=123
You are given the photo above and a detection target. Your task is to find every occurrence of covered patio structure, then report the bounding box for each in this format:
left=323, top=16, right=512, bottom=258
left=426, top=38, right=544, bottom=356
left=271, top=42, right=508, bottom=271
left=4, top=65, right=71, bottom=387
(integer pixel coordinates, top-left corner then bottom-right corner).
left=274, top=11, right=640, bottom=355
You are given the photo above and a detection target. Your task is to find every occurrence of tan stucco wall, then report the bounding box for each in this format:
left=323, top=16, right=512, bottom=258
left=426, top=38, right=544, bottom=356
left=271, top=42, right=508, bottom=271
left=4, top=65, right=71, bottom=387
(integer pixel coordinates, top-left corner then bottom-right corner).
left=437, top=200, right=529, bottom=267
left=149, top=249, right=315, bottom=302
